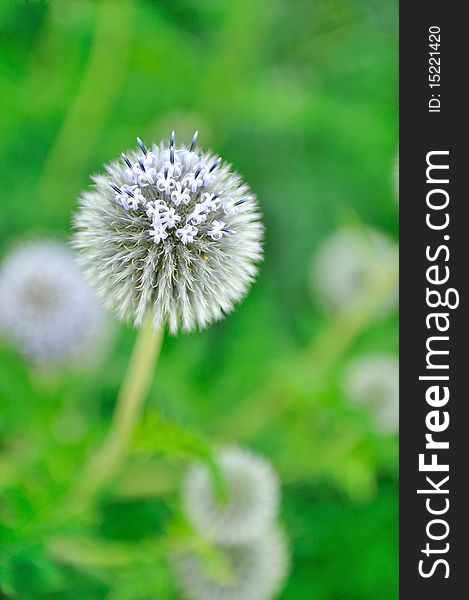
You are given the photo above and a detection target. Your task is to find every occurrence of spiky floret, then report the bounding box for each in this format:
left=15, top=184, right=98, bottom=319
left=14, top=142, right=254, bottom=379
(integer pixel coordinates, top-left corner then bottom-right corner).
left=311, top=226, right=397, bottom=314
left=73, top=132, right=263, bottom=333
left=171, top=528, right=289, bottom=600
left=182, top=447, right=279, bottom=545
left=0, top=240, right=106, bottom=369
left=342, top=353, right=399, bottom=432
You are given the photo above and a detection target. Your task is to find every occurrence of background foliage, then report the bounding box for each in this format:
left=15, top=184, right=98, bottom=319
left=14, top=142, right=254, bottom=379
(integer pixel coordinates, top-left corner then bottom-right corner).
left=0, top=0, right=398, bottom=598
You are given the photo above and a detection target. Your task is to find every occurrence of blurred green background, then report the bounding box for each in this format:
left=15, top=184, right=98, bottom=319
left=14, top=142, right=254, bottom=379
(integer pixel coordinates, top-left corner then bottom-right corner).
left=0, top=0, right=398, bottom=599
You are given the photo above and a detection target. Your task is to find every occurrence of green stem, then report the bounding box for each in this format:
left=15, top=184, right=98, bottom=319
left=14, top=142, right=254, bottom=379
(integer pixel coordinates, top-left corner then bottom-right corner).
left=3, top=320, right=165, bottom=561
left=76, top=315, right=163, bottom=503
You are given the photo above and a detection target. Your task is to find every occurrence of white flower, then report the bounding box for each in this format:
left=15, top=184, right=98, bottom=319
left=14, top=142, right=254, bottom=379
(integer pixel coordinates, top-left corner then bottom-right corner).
left=156, top=169, right=177, bottom=194
left=149, top=224, right=169, bottom=244
left=182, top=447, right=279, bottom=545
left=74, top=132, right=263, bottom=333
left=137, top=166, right=158, bottom=187
left=311, top=226, right=397, bottom=314
left=208, top=221, right=226, bottom=241
left=162, top=159, right=183, bottom=179
left=0, top=241, right=107, bottom=369
left=176, top=224, right=198, bottom=244
left=201, top=192, right=221, bottom=212
left=171, top=528, right=289, bottom=600
left=160, top=207, right=181, bottom=229
left=187, top=203, right=208, bottom=225
left=171, top=182, right=192, bottom=207
left=127, top=185, right=146, bottom=210
left=114, top=189, right=129, bottom=210
left=183, top=167, right=205, bottom=193
left=342, top=353, right=399, bottom=432
left=222, top=197, right=238, bottom=216
left=145, top=200, right=167, bottom=220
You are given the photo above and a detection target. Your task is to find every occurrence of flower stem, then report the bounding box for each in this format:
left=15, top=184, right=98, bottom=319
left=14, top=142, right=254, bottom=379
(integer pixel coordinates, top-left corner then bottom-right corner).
left=76, top=315, right=163, bottom=503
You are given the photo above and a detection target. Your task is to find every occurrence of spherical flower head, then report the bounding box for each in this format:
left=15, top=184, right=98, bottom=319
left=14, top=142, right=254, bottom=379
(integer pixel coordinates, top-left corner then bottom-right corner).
left=311, top=226, right=397, bottom=315
left=171, top=528, right=289, bottom=600
left=342, top=353, right=399, bottom=432
left=73, top=132, right=263, bottom=333
left=182, top=447, right=279, bottom=545
left=0, top=240, right=107, bottom=369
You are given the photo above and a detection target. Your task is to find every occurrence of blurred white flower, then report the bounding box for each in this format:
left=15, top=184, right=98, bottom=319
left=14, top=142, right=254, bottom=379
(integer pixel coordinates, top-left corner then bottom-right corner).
left=171, top=528, right=289, bottom=600
left=342, top=353, right=399, bottom=432
left=0, top=240, right=107, bottom=370
left=311, top=226, right=397, bottom=314
left=74, top=131, right=263, bottom=333
left=182, top=447, right=279, bottom=545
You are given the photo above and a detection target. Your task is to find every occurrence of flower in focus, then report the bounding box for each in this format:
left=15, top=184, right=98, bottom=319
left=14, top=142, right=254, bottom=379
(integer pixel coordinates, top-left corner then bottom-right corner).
left=311, top=226, right=397, bottom=314
left=182, top=447, right=279, bottom=545
left=342, top=353, right=399, bottom=432
left=171, top=528, right=289, bottom=600
left=73, top=131, right=263, bottom=333
left=0, top=240, right=107, bottom=370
